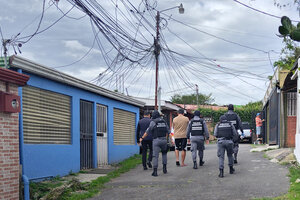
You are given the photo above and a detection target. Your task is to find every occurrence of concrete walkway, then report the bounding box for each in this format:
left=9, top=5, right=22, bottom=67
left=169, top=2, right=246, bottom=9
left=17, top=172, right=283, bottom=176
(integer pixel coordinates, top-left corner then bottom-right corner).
left=88, top=144, right=290, bottom=200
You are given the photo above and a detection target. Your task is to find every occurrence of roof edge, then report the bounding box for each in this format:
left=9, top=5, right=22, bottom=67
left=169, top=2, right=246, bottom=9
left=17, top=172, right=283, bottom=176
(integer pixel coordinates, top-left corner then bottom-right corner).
left=0, top=67, right=29, bottom=86
left=9, top=56, right=144, bottom=107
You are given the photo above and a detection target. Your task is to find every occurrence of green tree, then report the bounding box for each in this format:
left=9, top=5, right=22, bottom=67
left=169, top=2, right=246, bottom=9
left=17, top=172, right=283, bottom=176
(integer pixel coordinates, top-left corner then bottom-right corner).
left=170, top=93, right=214, bottom=105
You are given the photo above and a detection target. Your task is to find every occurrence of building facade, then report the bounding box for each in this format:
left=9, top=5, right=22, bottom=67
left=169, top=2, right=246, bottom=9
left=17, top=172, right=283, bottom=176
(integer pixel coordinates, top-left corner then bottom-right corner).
left=8, top=56, right=144, bottom=182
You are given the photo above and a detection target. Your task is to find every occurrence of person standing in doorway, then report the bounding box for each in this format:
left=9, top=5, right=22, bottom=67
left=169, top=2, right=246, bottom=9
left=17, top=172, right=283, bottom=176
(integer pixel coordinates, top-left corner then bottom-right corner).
left=255, top=113, right=264, bottom=144
left=186, top=110, right=210, bottom=169
left=172, top=108, right=189, bottom=167
left=136, top=111, right=152, bottom=170
left=224, top=104, right=243, bottom=164
left=140, top=110, right=171, bottom=177
left=214, top=115, right=238, bottom=178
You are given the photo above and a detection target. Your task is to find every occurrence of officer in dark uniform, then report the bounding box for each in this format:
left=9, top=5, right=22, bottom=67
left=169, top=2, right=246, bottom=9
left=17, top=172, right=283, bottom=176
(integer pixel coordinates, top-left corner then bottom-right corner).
left=140, top=110, right=171, bottom=177
left=224, top=104, right=243, bottom=164
left=214, top=115, right=238, bottom=178
left=136, top=111, right=152, bottom=170
left=186, top=110, right=210, bottom=169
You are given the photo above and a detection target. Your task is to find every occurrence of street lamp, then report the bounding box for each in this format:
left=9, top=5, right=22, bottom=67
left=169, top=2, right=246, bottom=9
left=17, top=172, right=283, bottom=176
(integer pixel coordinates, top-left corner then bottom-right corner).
left=154, top=3, right=184, bottom=110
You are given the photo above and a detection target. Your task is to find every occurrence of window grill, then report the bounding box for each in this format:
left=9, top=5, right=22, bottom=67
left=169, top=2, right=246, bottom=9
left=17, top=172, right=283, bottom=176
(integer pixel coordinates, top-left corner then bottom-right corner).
left=287, top=92, right=297, bottom=117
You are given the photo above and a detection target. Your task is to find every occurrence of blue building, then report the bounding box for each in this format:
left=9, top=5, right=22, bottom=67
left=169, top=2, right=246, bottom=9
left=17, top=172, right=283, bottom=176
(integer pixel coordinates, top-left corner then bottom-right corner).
left=9, top=56, right=144, bottom=180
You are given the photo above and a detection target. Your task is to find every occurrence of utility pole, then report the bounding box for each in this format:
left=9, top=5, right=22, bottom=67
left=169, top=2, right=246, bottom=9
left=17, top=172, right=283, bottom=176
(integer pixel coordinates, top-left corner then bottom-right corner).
left=158, top=86, right=162, bottom=113
left=195, top=84, right=199, bottom=109
left=154, top=11, right=161, bottom=110
left=2, top=39, right=9, bottom=69
left=153, top=4, right=184, bottom=110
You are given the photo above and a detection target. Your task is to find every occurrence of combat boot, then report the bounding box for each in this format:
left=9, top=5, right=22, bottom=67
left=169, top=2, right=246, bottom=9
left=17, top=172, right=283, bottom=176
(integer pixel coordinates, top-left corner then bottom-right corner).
left=230, top=166, right=235, bottom=174
left=163, top=164, right=167, bottom=174
left=218, top=169, right=224, bottom=178
left=147, top=162, right=152, bottom=168
left=193, top=161, right=198, bottom=169
left=152, top=168, right=158, bottom=177
left=199, top=160, right=205, bottom=166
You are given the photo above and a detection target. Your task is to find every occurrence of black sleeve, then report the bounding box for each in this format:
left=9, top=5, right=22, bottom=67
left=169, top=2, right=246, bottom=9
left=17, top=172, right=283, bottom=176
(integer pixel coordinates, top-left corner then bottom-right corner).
left=136, top=122, right=140, bottom=143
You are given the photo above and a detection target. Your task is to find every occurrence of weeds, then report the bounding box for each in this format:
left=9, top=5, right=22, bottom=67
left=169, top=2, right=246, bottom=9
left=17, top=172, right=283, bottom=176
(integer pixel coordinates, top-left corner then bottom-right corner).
left=29, top=154, right=142, bottom=200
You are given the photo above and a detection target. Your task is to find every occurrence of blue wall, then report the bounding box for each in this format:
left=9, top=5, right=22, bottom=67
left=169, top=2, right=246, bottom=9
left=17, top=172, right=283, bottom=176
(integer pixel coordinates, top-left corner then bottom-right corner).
left=20, top=73, right=139, bottom=180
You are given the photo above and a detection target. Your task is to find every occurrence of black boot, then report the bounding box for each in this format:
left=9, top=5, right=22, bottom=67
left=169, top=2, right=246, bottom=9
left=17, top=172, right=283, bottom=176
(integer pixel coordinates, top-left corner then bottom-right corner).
left=152, top=168, right=158, bottom=176
left=147, top=162, right=152, bottom=168
left=143, top=166, right=148, bottom=170
left=199, top=160, right=205, bottom=166
left=163, top=164, right=167, bottom=174
left=193, top=161, right=198, bottom=169
left=230, top=166, right=235, bottom=174
left=234, top=159, right=238, bottom=164
left=218, top=169, right=224, bottom=178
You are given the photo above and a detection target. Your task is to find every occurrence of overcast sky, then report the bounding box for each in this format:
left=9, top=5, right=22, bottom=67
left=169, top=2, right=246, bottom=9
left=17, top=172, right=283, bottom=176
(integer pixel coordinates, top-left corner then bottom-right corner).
left=0, top=0, right=299, bottom=105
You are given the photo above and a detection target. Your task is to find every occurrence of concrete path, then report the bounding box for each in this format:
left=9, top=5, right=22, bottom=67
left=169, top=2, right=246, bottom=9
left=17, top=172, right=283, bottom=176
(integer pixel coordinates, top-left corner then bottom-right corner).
left=89, top=144, right=289, bottom=200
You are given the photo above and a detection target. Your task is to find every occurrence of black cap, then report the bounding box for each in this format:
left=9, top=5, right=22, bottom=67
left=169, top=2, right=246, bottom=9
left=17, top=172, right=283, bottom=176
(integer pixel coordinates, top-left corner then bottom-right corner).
left=144, top=111, right=150, bottom=116
left=194, top=110, right=200, bottom=116
left=178, top=108, right=184, bottom=114
left=152, top=110, right=160, bottom=119
left=219, top=115, right=227, bottom=121
left=228, top=104, right=234, bottom=110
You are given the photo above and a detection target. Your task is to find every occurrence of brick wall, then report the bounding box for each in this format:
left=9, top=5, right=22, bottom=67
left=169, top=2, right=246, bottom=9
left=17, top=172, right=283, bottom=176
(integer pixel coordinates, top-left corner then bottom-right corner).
left=0, top=80, right=19, bottom=200
left=286, top=116, right=297, bottom=148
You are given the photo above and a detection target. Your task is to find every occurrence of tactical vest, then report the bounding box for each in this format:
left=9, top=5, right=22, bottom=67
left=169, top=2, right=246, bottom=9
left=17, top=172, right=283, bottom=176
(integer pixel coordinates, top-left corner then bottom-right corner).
left=153, top=118, right=168, bottom=138
left=225, top=113, right=238, bottom=129
left=190, top=119, right=204, bottom=136
left=217, top=121, right=233, bottom=139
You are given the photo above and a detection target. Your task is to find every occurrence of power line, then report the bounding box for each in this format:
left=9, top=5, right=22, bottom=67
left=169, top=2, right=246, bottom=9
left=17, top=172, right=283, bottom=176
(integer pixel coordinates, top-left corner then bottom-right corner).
left=233, top=0, right=300, bottom=22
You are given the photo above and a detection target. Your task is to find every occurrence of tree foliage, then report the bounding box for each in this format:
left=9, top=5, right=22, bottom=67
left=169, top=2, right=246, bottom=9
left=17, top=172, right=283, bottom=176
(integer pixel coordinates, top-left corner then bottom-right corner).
left=170, top=93, right=214, bottom=105
left=198, top=101, right=262, bottom=128
left=275, top=34, right=300, bottom=70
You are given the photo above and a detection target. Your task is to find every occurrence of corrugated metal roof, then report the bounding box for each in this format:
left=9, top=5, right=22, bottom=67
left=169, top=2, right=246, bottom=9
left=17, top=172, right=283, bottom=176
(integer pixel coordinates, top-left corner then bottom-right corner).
left=9, top=56, right=145, bottom=107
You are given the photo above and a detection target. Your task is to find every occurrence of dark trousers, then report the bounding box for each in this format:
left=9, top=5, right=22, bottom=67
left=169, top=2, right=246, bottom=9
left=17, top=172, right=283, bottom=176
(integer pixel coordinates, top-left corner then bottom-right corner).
left=142, top=140, right=153, bottom=167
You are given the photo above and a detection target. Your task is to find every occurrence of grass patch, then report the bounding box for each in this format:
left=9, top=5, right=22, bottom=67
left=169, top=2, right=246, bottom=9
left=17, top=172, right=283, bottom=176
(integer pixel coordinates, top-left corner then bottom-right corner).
left=254, top=165, right=300, bottom=200
left=30, top=176, right=64, bottom=200
left=251, top=144, right=265, bottom=148
left=37, top=154, right=142, bottom=200
left=263, top=153, right=271, bottom=160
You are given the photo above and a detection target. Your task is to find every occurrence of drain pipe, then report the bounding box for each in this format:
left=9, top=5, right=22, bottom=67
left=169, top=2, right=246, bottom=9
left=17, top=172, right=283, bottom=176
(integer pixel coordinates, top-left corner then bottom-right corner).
left=18, top=69, right=29, bottom=200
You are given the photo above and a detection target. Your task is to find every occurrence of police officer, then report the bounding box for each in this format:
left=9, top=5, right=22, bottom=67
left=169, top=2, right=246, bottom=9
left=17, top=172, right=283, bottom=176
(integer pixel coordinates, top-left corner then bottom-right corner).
left=186, top=110, right=210, bottom=169
left=214, top=115, right=238, bottom=178
left=140, top=110, right=171, bottom=177
left=136, top=111, right=152, bottom=170
left=224, top=104, right=243, bottom=164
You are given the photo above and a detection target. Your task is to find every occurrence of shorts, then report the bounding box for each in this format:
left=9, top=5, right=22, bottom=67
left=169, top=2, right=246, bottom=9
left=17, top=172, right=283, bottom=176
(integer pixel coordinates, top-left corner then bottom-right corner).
left=256, top=126, right=261, bottom=136
left=175, top=138, right=187, bottom=151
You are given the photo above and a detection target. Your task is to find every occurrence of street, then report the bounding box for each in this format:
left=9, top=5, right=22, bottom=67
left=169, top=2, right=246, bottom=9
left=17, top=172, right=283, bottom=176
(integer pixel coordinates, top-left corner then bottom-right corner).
left=90, top=144, right=289, bottom=200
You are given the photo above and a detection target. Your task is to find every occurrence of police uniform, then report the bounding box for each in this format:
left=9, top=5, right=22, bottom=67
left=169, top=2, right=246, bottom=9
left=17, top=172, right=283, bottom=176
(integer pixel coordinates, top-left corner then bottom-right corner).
left=224, top=110, right=243, bottom=164
left=214, top=115, right=238, bottom=178
left=144, top=111, right=170, bottom=176
left=186, top=115, right=209, bottom=169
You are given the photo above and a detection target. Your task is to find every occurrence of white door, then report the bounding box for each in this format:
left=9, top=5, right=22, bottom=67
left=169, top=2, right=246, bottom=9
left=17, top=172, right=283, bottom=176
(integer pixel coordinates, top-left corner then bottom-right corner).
left=96, top=104, right=108, bottom=166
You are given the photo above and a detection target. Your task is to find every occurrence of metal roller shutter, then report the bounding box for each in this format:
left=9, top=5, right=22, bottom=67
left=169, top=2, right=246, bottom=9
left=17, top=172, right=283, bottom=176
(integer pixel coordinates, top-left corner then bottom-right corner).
left=22, top=86, right=71, bottom=144
left=113, top=108, right=136, bottom=145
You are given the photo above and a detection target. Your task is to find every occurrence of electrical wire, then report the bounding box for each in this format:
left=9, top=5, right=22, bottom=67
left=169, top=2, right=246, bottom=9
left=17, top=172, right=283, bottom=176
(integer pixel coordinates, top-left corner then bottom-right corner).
left=233, top=0, right=300, bottom=22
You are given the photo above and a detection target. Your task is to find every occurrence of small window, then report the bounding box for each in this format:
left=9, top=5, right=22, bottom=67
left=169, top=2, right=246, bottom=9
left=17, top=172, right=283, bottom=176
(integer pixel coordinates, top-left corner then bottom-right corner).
left=97, top=104, right=107, bottom=135
left=22, top=86, right=71, bottom=144
left=287, top=92, right=297, bottom=116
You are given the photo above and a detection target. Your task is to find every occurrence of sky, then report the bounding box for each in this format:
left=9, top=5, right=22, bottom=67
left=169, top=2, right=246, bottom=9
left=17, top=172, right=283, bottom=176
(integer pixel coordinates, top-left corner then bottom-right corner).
left=0, top=0, right=299, bottom=105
